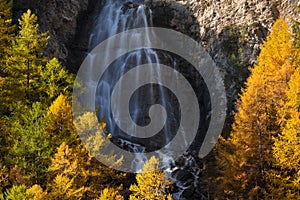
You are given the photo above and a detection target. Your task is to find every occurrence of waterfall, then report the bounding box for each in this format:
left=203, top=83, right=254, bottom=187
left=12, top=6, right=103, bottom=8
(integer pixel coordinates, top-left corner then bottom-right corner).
left=74, top=0, right=226, bottom=197
left=90, top=0, right=180, bottom=170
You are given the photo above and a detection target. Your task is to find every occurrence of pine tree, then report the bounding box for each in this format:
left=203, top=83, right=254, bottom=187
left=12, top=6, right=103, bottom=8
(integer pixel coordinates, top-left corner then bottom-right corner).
left=215, top=17, right=296, bottom=199
left=129, top=156, right=172, bottom=200
left=5, top=9, right=49, bottom=105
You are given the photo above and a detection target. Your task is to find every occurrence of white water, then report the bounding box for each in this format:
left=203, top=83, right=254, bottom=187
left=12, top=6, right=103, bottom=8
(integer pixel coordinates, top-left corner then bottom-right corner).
left=90, top=0, right=179, bottom=167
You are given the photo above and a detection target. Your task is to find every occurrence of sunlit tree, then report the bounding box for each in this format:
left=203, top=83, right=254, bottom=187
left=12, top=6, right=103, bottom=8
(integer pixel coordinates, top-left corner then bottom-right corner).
left=5, top=9, right=49, bottom=104
left=0, top=0, right=14, bottom=61
left=129, top=156, right=172, bottom=200
left=46, top=94, right=77, bottom=149
left=216, top=17, right=296, bottom=199
left=40, top=58, right=74, bottom=104
left=97, top=186, right=124, bottom=200
left=269, top=67, right=300, bottom=199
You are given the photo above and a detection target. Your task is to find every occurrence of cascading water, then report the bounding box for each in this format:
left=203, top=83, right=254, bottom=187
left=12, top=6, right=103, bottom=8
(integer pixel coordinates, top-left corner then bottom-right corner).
left=81, top=1, right=214, bottom=198
left=91, top=0, right=182, bottom=168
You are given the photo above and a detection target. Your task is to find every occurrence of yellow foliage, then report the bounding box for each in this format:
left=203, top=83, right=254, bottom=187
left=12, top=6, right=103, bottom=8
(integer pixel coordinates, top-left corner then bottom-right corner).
left=216, top=17, right=296, bottom=199
left=50, top=142, right=79, bottom=176
left=97, top=186, right=123, bottom=200
left=46, top=94, right=76, bottom=146
left=49, top=174, right=86, bottom=200
left=129, top=157, right=172, bottom=200
left=74, top=112, right=123, bottom=169
left=271, top=67, right=300, bottom=198
left=26, top=184, right=47, bottom=200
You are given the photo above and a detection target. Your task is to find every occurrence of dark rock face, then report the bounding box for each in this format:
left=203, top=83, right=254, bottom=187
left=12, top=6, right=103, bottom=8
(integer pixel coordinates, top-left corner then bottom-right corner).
left=12, top=0, right=299, bottom=74
left=13, top=0, right=97, bottom=72
left=13, top=0, right=299, bottom=120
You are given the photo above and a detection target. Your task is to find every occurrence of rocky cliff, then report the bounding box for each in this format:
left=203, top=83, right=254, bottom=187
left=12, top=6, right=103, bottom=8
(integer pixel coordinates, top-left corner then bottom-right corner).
left=12, top=0, right=299, bottom=110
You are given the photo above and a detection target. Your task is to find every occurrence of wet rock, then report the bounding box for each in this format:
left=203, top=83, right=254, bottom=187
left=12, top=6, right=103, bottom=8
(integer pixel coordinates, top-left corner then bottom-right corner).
left=122, top=2, right=140, bottom=12
left=182, top=185, right=195, bottom=199
left=174, top=169, right=194, bottom=182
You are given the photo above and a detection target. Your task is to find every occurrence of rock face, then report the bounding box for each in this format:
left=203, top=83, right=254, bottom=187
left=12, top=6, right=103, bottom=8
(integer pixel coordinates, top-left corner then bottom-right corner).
left=13, top=0, right=97, bottom=72
left=12, top=0, right=299, bottom=110
left=147, top=0, right=299, bottom=129
left=12, top=0, right=299, bottom=73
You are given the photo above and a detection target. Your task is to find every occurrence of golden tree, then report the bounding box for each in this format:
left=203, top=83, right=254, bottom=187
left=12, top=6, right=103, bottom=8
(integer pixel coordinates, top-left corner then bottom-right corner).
left=48, top=112, right=124, bottom=199
left=216, top=17, right=296, bottom=199
left=46, top=94, right=77, bottom=149
left=270, top=67, right=300, bottom=199
left=97, top=186, right=124, bottom=200
left=47, top=142, right=87, bottom=200
left=129, top=156, right=172, bottom=200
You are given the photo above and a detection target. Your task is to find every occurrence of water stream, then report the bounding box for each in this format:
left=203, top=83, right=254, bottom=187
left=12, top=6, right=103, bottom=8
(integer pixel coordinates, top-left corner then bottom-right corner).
left=91, top=0, right=180, bottom=159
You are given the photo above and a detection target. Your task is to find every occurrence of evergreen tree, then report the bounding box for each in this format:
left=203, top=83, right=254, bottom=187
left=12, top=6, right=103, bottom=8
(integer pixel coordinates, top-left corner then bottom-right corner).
left=215, top=17, right=296, bottom=199
left=5, top=9, right=48, bottom=105
left=129, top=156, right=171, bottom=200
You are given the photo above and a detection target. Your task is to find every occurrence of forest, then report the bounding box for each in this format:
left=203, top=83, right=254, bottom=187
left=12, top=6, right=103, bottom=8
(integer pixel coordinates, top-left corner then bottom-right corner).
left=0, top=0, right=300, bottom=199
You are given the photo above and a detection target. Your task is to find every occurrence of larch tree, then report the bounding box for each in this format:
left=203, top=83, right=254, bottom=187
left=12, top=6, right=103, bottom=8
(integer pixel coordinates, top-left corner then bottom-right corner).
left=0, top=0, right=15, bottom=114
left=216, top=17, right=296, bottom=199
left=129, top=156, right=172, bottom=200
left=40, top=58, right=74, bottom=104
left=46, top=94, right=77, bottom=151
left=270, top=67, right=300, bottom=199
left=72, top=112, right=124, bottom=199
left=1, top=185, right=31, bottom=200
left=47, top=142, right=87, bottom=200
left=0, top=0, right=14, bottom=62
left=48, top=112, right=124, bottom=199
left=5, top=9, right=49, bottom=105
left=7, top=103, right=51, bottom=185
left=97, top=186, right=124, bottom=200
